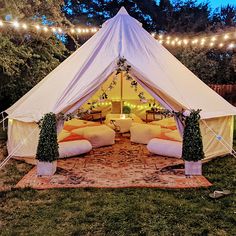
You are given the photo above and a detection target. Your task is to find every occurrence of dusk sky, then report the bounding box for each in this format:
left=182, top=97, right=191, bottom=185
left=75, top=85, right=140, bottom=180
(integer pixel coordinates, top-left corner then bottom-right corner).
left=157, top=0, right=236, bottom=10
left=202, top=0, right=236, bottom=9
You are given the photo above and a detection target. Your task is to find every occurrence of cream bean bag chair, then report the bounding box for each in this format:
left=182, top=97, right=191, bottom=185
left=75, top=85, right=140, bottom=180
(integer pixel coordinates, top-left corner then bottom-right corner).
left=130, top=123, right=161, bottom=144
left=59, top=140, right=92, bottom=158
left=147, top=138, right=182, bottom=158
left=72, top=125, right=115, bottom=148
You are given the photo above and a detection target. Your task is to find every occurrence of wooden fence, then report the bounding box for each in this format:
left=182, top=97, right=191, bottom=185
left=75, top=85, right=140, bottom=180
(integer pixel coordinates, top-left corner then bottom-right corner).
left=208, top=84, right=236, bottom=105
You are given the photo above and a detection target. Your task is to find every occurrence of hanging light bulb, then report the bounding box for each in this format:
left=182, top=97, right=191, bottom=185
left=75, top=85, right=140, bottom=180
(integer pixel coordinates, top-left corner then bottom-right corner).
left=209, top=42, right=214, bottom=47
left=183, top=39, right=188, bottom=45
left=22, top=23, right=27, bottom=29
left=0, top=20, right=3, bottom=27
left=219, top=43, right=224, bottom=48
left=159, top=34, right=163, bottom=39
left=211, top=36, right=216, bottom=41
left=77, top=28, right=81, bottom=33
left=43, top=26, right=48, bottom=32
left=57, top=27, right=62, bottom=33
left=224, top=34, right=229, bottom=40
left=70, top=28, right=75, bottom=33
left=228, top=43, right=235, bottom=49
left=51, top=27, right=56, bottom=33
left=151, top=32, right=155, bottom=37
left=13, top=21, right=20, bottom=28
left=35, top=24, right=40, bottom=30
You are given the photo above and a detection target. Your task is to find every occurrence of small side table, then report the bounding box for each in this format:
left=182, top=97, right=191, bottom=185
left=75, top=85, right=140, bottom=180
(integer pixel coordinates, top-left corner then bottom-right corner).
left=146, top=109, right=163, bottom=122
left=83, top=110, right=103, bottom=123
left=109, top=117, right=133, bottom=133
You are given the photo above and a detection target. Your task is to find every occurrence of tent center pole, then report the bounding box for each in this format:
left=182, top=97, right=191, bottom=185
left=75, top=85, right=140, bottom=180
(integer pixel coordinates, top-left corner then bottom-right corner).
left=120, top=71, right=123, bottom=114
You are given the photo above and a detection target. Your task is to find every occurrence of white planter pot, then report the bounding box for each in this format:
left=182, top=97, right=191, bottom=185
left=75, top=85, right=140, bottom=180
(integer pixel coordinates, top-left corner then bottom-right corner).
left=37, top=160, right=57, bottom=176
left=184, top=160, right=202, bottom=176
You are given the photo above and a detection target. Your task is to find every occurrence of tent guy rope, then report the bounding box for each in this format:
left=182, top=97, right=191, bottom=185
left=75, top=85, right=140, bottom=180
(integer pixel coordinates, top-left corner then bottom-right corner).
left=0, top=127, right=38, bottom=170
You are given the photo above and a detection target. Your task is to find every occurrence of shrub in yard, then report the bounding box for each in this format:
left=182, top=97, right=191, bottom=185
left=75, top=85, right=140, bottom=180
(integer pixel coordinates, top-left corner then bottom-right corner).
left=36, top=112, right=59, bottom=162
left=182, top=109, right=204, bottom=162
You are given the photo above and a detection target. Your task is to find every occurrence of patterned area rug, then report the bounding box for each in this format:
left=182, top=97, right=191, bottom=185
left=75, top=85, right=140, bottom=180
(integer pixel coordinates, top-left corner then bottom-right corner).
left=16, top=136, right=212, bottom=189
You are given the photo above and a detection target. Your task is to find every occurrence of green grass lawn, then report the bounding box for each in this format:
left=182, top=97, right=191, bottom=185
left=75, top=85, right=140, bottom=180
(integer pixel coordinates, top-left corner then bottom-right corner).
left=0, top=152, right=236, bottom=235
left=0, top=123, right=236, bottom=235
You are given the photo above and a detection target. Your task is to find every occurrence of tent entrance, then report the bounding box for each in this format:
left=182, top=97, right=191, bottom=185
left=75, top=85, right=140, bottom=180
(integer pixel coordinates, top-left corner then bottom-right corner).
left=80, top=71, right=166, bottom=122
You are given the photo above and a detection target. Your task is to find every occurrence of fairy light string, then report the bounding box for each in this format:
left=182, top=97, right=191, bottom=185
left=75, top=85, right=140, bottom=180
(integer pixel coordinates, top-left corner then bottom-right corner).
left=0, top=17, right=235, bottom=49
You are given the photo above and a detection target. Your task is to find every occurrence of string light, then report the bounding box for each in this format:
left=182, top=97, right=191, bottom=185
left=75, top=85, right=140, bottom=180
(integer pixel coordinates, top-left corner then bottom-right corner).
left=0, top=16, right=234, bottom=50
left=154, top=31, right=235, bottom=50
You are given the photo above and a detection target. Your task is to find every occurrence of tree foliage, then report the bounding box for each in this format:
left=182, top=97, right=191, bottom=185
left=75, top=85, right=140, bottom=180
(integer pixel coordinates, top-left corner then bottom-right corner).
left=0, top=0, right=68, bottom=111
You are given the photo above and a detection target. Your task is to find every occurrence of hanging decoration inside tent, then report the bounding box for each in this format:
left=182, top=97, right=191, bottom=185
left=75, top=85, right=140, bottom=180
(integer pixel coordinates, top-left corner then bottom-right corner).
left=0, top=16, right=235, bottom=50
left=86, top=57, right=148, bottom=111
left=116, top=58, right=147, bottom=103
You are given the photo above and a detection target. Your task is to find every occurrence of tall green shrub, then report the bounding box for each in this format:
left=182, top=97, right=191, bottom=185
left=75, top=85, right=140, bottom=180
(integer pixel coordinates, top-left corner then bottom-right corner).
left=182, top=109, right=204, bottom=162
left=36, top=113, right=59, bottom=162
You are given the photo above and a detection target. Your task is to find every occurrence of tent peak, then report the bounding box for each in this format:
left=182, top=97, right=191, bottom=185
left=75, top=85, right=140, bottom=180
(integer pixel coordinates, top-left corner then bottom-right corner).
left=117, top=6, right=129, bottom=15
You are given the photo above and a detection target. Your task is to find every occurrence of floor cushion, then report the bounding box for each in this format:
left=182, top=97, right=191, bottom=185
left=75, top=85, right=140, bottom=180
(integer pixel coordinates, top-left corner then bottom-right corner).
left=58, top=129, right=71, bottom=142
left=72, top=125, right=115, bottom=148
left=164, top=130, right=182, bottom=142
left=59, top=140, right=92, bottom=158
left=60, top=133, right=85, bottom=142
left=147, top=138, right=182, bottom=158
left=130, top=123, right=161, bottom=144
left=151, top=117, right=177, bottom=130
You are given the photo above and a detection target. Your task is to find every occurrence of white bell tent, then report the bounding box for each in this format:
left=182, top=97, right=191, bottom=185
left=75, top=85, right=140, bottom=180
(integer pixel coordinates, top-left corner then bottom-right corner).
left=5, top=7, right=236, bottom=160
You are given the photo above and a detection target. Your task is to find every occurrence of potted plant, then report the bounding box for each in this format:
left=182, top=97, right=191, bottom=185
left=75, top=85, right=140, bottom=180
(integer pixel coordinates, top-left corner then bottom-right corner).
left=182, top=109, right=204, bottom=176
left=122, top=105, right=131, bottom=117
left=36, top=112, right=59, bottom=176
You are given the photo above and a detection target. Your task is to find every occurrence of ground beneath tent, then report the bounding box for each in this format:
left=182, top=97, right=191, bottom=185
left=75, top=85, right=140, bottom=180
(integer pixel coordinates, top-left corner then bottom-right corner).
left=16, top=136, right=212, bottom=189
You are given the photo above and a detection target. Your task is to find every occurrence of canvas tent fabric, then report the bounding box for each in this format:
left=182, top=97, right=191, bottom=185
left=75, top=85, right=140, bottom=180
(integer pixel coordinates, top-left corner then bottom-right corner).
left=5, top=7, right=236, bottom=160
